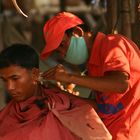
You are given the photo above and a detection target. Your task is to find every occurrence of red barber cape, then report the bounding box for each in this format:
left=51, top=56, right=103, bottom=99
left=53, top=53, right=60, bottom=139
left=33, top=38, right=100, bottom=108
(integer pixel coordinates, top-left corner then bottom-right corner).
left=0, top=88, right=112, bottom=140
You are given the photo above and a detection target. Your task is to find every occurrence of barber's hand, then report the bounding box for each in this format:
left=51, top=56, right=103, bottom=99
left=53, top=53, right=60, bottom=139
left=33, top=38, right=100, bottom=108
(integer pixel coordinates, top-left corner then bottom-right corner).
left=41, top=64, right=80, bottom=96
left=42, top=64, right=69, bottom=82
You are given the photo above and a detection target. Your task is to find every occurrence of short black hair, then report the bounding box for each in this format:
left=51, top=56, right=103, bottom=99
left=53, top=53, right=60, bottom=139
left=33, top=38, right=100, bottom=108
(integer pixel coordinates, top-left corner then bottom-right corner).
left=0, top=43, right=39, bottom=69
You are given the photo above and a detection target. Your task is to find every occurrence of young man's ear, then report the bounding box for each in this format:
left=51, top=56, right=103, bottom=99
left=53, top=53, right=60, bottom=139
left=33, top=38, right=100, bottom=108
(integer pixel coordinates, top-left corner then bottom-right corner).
left=72, top=26, right=84, bottom=37
left=31, top=68, right=40, bottom=82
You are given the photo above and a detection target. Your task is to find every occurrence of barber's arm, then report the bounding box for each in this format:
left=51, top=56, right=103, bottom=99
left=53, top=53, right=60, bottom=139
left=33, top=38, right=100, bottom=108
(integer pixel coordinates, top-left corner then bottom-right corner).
left=42, top=64, right=129, bottom=94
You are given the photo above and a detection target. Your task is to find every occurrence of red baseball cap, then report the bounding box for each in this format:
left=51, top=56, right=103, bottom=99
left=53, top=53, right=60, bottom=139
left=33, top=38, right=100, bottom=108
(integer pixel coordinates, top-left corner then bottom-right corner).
left=40, top=12, right=83, bottom=59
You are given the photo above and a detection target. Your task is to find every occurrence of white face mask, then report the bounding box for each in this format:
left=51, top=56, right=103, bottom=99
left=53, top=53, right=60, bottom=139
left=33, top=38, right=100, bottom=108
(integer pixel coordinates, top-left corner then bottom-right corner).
left=64, top=36, right=88, bottom=65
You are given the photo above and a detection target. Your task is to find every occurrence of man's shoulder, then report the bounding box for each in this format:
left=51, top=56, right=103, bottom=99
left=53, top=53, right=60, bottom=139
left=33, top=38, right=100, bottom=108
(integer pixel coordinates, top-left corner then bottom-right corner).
left=105, top=33, right=126, bottom=41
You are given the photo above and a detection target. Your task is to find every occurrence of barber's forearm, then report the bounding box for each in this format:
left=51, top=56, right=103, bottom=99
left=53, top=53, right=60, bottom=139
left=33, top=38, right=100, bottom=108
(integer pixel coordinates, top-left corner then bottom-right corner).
left=66, top=73, right=129, bottom=94
left=42, top=65, right=129, bottom=94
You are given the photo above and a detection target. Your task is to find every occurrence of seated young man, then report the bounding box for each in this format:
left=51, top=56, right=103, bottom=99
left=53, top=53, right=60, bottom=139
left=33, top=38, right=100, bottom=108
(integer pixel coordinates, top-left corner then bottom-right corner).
left=0, top=43, right=111, bottom=140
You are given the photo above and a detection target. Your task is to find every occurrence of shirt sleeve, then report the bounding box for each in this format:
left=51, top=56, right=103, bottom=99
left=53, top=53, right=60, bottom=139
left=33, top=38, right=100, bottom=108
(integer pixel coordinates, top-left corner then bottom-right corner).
left=101, top=35, right=130, bottom=76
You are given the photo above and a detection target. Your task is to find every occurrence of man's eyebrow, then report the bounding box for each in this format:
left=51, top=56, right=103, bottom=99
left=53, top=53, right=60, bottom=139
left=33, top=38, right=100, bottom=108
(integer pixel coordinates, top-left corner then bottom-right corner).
left=0, top=76, right=6, bottom=81
left=0, top=75, right=18, bottom=80
left=9, top=75, right=18, bottom=78
left=0, top=76, right=3, bottom=79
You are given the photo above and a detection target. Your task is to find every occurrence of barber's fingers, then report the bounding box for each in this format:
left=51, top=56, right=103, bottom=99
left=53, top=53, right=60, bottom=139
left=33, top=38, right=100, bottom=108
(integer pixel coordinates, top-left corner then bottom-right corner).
left=42, top=64, right=66, bottom=79
left=43, top=64, right=65, bottom=75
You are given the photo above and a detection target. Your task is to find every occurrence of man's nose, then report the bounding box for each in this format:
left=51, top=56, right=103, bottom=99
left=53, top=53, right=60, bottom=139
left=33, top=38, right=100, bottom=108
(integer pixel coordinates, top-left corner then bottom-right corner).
left=57, top=47, right=67, bottom=58
left=6, top=81, right=15, bottom=91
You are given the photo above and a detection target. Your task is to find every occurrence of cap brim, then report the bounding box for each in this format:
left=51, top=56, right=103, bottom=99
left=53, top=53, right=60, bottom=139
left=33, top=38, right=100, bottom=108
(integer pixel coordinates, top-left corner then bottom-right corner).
left=40, top=51, right=52, bottom=60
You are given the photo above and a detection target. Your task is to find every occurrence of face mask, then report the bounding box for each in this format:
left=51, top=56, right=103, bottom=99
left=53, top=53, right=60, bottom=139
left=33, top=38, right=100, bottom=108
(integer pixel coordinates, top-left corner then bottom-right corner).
left=64, top=36, right=88, bottom=65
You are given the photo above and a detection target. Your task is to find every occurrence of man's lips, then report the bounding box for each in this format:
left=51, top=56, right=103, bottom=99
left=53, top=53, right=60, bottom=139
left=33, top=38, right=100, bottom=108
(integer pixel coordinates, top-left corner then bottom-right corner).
left=12, top=94, right=18, bottom=97
left=10, top=92, right=19, bottom=97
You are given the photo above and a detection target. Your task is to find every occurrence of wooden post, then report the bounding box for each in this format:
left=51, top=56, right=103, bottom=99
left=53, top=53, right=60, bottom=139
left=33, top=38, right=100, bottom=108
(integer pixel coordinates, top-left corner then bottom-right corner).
left=31, top=16, right=44, bottom=53
left=60, top=0, right=66, bottom=11
left=0, top=0, right=4, bottom=51
left=0, top=0, right=5, bottom=110
left=120, top=0, right=132, bottom=38
left=130, top=0, right=140, bottom=47
left=106, top=0, right=118, bottom=34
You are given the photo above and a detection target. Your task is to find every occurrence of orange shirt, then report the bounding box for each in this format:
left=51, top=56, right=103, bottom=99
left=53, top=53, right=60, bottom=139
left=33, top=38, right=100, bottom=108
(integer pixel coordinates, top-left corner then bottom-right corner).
left=87, top=32, right=140, bottom=140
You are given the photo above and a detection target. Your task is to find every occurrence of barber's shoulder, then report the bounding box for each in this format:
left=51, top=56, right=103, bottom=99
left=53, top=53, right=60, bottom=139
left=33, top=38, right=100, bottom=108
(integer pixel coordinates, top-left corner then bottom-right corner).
left=106, top=33, right=124, bottom=39
left=104, top=33, right=126, bottom=45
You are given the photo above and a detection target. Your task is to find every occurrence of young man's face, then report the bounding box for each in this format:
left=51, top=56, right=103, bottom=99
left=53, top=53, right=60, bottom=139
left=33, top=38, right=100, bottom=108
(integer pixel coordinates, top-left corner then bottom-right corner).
left=0, top=65, right=37, bottom=102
